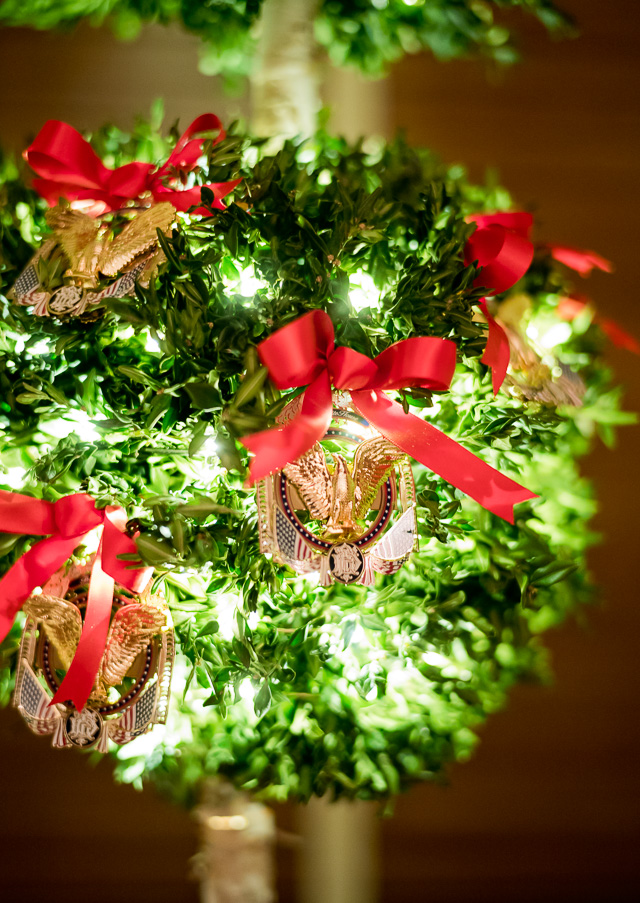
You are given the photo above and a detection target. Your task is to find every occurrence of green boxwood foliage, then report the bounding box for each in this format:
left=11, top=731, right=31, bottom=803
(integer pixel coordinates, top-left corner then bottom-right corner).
left=0, top=0, right=574, bottom=78
left=0, top=117, right=630, bottom=806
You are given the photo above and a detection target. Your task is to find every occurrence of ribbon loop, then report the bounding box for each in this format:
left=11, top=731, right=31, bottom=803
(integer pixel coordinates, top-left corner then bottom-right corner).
left=26, top=119, right=110, bottom=189
left=259, top=310, right=335, bottom=389
left=53, top=493, right=101, bottom=538
left=0, top=489, right=57, bottom=536
left=465, top=220, right=534, bottom=296
left=164, top=113, right=225, bottom=170
left=468, top=212, right=533, bottom=238
left=370, top=337, right=456, bottom=392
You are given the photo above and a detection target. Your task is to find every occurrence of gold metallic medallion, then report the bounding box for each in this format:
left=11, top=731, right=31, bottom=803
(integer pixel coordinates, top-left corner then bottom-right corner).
left=13, top=556, right=174, bottom=751
left=10, top=203, right=176, bottom=319
left=257, top=393, right=418, bottom=586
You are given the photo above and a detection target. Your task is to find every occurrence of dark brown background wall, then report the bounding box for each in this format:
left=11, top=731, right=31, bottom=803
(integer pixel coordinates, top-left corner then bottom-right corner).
left=0, top=1, right=638, bottom=900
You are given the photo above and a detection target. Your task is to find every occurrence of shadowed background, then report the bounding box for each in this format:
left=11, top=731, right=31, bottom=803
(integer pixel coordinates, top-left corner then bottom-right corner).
left=0, top=1, right=638, bottom=900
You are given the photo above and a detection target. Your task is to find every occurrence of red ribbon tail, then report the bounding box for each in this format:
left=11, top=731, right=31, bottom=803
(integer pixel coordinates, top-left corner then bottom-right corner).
left=155, top=178, right=242, bottom=214
left=50, top=542, right=113, bottom=711
left=479, top=300, right=510, bottom=394
left=352, top=391, right=537, bottom=524
left=556, top=297, right=639, bottom=354
left=597, top=316, right=640, bottom=354
left=101, top=509, right=153, bottom=592
left=466, top=224, right=534, bottom=295
left=0, top=534, right=85, bottom=642
left=167, top=113, right=226, bottom=166
left=241, top=372, right=333, bottom=485
left=548, top=244, right=614, bottom=276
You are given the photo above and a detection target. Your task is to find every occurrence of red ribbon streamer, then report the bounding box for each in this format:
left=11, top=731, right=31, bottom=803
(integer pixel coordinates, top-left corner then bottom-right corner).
left=464, top=213, right=535, bottom=394
left=557, top=295, right=639, bottom=354
left=240, top=311, right=537, bottom=523
left=24, top=114, right=241, bottom=217
left=547, top=245, right=613, bottom=277
left=478, top=299, right=512, bottom=395
left=0, top=491, right=152, bottom=710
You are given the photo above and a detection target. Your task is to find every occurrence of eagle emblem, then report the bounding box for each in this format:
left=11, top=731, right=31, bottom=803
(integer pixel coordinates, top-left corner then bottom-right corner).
left=22, top=591, right=166, bottom=706
left=9, top=202, right=176, bottom=317
left=283, top=436, right=407, bottom=541
left=256, top=400, right=419, bottom=586
left=13, top=557, right=174, bottom=751
left=45, top=202, right=176, bottom=286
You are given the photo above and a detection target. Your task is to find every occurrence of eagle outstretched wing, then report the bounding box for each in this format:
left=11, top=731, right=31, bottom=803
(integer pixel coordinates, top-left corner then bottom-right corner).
left=352, top=437, right=407, bottom=519
left=22, top=594, right=82, bottom=671
left=100, top=603, right=166, bottom=688
left=283, top=443, right=332, bottom=521
left=99, top=203, right=176, bottom=276
left=46, top=206, right=102, bottom=275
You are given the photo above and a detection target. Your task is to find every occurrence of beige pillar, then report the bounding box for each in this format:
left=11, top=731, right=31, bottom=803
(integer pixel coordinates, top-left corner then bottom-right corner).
left=297, top=797, right=380, bottom=903
left=193, top=780, right=277, bottom=903
left=325, top=66, right=392, bottom=142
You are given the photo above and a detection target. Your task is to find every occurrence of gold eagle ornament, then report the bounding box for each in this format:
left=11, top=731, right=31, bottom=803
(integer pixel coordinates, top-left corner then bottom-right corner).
left=496, top=294, right=586, bottom=406
left=10, top=203, right=176, bottom=319
left=256, top=397, right=419, bottom=586
left=46, top=202, right=176, bottom=285
left=13, top=556, right=174, bottom=752
left=22, top=592, right=166, bottom=704
left=283, top=436, right=407, bottom=541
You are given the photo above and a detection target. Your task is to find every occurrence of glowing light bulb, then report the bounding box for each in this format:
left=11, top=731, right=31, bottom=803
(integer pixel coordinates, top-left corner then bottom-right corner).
left=144, top=333, right=161, bottom=353
left=41, top=409, right=102, bottom=442
left=349, top=271, right=382, bottom=311
left=1, top=466, right=28, bottom=489
left=239, top=679, right=255, bottom=702
left=538, top=322, right=573, bottom=349
left=28, top=339, right=52, bottom=356
left=216, top=594, right=240, bottom=640
left=422, top=651, right=450, bottom=668
left=207, top=815, right=248, bottom=831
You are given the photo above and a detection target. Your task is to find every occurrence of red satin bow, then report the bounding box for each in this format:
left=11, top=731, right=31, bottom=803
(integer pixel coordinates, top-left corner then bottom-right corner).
left=24, top=114, right=241, bottom=217
left=465, top=213, right=535, bottom=394
left=241, top=311, right=536, bottom=523
left=0, top=491, right=152, bottom=711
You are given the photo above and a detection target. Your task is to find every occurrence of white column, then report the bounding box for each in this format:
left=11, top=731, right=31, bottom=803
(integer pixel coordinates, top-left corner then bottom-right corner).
left=250, top=0, right=321, bottom=140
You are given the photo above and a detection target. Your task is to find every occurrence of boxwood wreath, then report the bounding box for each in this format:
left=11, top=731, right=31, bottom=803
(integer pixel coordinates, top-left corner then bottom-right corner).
left=0, top=117, right=631, bottom=807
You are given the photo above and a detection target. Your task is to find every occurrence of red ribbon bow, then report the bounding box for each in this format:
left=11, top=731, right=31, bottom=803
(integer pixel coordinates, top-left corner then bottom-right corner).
left=241, top=310, right=536, bottom=523
left=464, top=212, right=535, bottom=394
left=0, top=491, right=152, bottom=711
left=24, top=114, right=241, bottom=217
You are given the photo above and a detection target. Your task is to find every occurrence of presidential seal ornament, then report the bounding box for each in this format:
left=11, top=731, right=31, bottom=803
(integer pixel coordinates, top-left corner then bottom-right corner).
left=12, top=555, right=174, bottom=752
left=256, top=393, right=418, bottom=586
left=328, top=543, right=365, bottom=584
left=65, top=709, right=103, bottom=748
